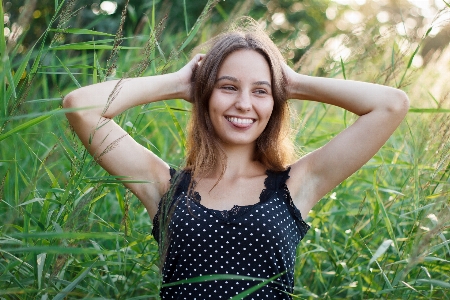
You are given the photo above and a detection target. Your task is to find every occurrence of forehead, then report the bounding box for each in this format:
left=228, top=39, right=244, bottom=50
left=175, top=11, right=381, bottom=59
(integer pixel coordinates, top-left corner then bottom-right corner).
left=217, top=50, right=272, bottom=80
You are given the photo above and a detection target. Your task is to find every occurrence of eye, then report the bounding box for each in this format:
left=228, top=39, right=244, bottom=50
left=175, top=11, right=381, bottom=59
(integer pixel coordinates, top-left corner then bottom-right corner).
left=221, top=85, right=237, bottom=91
left=254, top=89, right=268, bottom=95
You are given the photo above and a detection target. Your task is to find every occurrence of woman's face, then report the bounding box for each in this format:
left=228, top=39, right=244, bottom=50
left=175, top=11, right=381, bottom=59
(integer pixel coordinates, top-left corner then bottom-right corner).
left=208, top=49, right=274, bottom=148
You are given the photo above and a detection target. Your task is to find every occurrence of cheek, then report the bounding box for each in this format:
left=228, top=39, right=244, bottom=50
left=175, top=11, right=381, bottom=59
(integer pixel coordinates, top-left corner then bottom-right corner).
left=207, top=97, right=222, bottom=130
left=208, top=93, right=229, bottom=116
left=261, top=101, right=275, bottom=120
left=208, top=101, right=219, bottom=121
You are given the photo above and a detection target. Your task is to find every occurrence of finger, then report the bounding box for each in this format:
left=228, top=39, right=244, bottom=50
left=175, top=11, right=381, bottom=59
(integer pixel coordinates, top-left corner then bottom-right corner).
left=194, top=53, right=205, bottom=66
left=195, top=53, right=205, bottom=60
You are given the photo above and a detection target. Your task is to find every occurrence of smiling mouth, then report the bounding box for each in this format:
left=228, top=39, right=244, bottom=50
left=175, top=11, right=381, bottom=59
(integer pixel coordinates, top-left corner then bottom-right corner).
left=225, top=116, right=255, bottom=125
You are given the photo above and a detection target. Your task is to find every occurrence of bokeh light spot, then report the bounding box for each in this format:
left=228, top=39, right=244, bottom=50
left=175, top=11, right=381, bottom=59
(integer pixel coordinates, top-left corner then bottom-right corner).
left=100, top=1, right=118, bottom=15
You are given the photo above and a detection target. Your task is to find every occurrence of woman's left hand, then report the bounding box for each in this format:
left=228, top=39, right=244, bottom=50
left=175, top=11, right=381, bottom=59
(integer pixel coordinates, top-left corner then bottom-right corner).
left=282, top=62, right=299, bottom=100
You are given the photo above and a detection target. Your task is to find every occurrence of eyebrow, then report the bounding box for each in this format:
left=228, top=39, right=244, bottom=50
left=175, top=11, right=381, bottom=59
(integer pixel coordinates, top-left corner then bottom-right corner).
left=253, top=81, right=272, bottom=88
left=216, top=76, right=272, bottom=88
left=216, top=75, right=239, bottom=83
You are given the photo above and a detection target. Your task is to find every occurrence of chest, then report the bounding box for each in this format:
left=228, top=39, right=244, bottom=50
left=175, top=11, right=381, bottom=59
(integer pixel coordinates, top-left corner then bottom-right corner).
left=193, top=175, right=267, bottom=211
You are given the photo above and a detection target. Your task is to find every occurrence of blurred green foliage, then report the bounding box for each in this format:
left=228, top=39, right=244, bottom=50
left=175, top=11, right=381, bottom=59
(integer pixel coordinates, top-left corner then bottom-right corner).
left=4, top=0, right=330, bottom=61
left=1, top=0, right=449, bottom=298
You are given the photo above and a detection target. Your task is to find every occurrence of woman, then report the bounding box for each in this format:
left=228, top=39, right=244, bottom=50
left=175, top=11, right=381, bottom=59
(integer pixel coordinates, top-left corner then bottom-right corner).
left=63, top=20, right=409, bottom=299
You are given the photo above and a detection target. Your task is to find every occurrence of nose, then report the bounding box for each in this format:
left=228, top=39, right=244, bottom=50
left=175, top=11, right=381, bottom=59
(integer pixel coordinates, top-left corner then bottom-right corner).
left=235, top=91, right=252, bottom=111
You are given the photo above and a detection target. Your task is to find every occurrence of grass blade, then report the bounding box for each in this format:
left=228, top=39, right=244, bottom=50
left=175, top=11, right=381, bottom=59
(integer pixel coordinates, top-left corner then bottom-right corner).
left=3, top=246, right=114, bottom=255
left=0, top=1, right=7, bottom=118
left=49, top=28, right=115, bottom=36
left=368, top=239, right=393, bottom=267
left=340, top=57, right=347, bottom=80
left=7, top=44, right=35, bottom=105
left=56, top=56, right=81, bottom=88
left=178, top=0, right=217, bottom=52
left=0, top=114, right=52, bottom=142
left=50, top=43, right=141, bottom=51
left=229, top=272, right=285, bottom=300
left=164, top=102, right=186, bottom=148
left=10, top=232, right=123, bottom=240
left=52, top=262, right=95, bottom=300
left=408, top=108, right=450, bottom=113
left=162, top=273, right=283, bottom=288
left=375, top=191, right=399, bottom=252
left=5, top=59, right=16, bottom=99
left=37, top=253, right=46, bottom=290
left=183, top=0, right=189, bottom=34
left=374, top=170, right=399, bottom=252
left=415, top=279, right=450, bottom=289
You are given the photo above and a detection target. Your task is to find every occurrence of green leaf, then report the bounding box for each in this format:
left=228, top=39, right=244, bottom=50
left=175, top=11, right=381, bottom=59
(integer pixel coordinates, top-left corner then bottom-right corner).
left=3, top=246, right=115, bottom=255
left=83, top=175, right=150, bottom=184
left=50, top=44, right=141, bottom=51
left=37, top=253, right=46, bottom=290
left=10, top=232, right=123, bottom=240
left=406, top=44, right=420, bottom=69
left=52, top=262, right=95, bottom=300
left=8, top=44, right=35, bottom=103
left=374, top=188, right=399, bottom=252
left=17, top=198, right=45, bottom=207
left=0, top=2, right=7, bottom=118
left=0, top=114, right=52, bottom=142
left=164, top=102, right=186, bottom=148
left=1, top=106, right=97, bottom=121
left=368, top=239, right=393, bottom=267
left=408, top=108, right=450, bottom=113
left=340, top=57, right=347, bottom=80
left=178, top=0, right=216, bottom=52
left=56, top=56, right=81, bottom=88
left=183, top=0, right=189, bottom=34
left=5, top=59, right=16, bottom=99
left=0, top=3, right=5, bottom=56
left=93, top=51, right=98, bottom=84
left=415, top=279, right=450, bottom=289
left=214, top=3, right=228, bottom=20
left=49, top=28, right=115, bottom=36
left=229, top=272, right=285, bottom=299
left=162, top=273, right=283, bottom=288
left=427, top=91, right=439, bottom=106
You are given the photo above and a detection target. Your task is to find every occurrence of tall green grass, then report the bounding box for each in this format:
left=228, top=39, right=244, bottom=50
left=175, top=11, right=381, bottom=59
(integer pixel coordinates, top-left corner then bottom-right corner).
left=1, top=0, right=449, bottom=299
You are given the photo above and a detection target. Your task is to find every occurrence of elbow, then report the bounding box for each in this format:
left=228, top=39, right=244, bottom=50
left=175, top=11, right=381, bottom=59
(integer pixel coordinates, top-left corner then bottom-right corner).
left=388, top=89, right=410, bottom=117
left=62, top=90, right=80, bottom=110
left=63, top=90, right=87, bottom=122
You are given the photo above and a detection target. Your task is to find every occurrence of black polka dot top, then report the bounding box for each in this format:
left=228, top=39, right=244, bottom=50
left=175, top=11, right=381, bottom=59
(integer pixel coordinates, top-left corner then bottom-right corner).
left=152, top=167, right=310, bottom=299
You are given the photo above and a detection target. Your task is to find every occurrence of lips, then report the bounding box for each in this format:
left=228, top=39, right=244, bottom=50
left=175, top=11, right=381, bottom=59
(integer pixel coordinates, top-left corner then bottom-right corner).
left=225, top=116, right=255, bottom=127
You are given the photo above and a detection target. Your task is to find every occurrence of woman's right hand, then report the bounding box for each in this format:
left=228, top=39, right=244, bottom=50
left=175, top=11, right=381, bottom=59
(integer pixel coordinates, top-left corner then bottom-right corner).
left=175, top=53, right=205, bottom=102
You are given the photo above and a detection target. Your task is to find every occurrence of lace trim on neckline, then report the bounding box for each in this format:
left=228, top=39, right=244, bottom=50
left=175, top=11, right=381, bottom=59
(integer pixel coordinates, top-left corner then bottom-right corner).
left=187, top=167, right=291, bottom=221
left=154, top=167, right=310, bottom=240
left=188, top=188, right=258, bottom=220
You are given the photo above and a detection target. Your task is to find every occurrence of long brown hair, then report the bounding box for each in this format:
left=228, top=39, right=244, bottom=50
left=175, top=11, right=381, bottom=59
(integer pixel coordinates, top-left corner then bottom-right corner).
left=185, top=18, right=296, bottom=179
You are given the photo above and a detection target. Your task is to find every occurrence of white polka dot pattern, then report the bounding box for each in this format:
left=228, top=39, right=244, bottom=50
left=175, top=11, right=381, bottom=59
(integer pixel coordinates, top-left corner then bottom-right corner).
left=153, top=168, right=310, bottom=299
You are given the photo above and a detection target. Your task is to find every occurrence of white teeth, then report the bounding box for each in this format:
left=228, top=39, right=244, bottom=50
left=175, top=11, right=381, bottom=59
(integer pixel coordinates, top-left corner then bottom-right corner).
left=226, top=117, right=254, bottom=124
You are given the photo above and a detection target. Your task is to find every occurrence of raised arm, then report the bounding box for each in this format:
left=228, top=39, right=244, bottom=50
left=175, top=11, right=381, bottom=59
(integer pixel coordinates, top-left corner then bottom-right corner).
left=63, top=54, right=203, bottom=218
left=283, top=65, right=410, bottom=217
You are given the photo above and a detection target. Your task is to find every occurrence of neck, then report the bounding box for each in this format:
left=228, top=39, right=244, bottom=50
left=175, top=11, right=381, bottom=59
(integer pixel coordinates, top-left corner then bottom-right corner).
left=210, top=142, right=264, bottom=179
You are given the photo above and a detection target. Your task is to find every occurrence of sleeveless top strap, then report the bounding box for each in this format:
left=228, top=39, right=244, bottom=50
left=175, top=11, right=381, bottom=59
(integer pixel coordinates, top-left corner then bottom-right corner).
left=152, top=167, right=186, bottom=243
left=264, top=167, right=310, bottom=239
